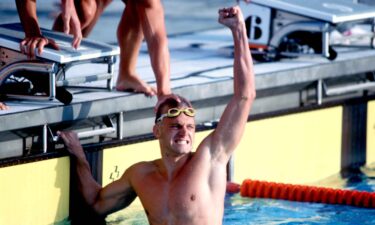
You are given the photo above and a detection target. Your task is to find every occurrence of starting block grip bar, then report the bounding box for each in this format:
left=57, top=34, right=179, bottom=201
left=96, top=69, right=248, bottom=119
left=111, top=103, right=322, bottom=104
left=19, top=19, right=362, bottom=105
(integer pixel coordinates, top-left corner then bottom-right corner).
left=324, top=80, right=375, bottom=96
left=77, top=127, right=116, bottom=139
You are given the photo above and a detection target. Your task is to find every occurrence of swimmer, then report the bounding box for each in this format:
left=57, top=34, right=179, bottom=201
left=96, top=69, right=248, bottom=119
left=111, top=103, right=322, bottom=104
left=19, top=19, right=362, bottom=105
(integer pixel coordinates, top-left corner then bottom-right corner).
left=59, top=5, right=255, bottom=224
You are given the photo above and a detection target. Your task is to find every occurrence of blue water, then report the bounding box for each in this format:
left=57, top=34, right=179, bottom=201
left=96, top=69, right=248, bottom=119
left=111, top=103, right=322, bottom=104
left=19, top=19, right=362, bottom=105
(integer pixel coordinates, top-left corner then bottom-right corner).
left=106, top=168, right=375, bottom=225
left=224, top=195, right=375, bottom=225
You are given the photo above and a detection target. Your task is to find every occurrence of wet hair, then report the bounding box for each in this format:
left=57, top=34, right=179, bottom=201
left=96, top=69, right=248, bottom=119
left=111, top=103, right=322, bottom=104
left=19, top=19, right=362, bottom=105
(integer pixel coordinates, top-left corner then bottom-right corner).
left=155, top=95, right=193, bottom=123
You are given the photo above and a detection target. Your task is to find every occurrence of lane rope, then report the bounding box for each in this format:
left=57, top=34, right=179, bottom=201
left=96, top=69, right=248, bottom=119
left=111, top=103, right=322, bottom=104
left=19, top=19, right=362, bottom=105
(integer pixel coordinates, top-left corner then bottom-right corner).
left=226, top=179, right=375, bottom=208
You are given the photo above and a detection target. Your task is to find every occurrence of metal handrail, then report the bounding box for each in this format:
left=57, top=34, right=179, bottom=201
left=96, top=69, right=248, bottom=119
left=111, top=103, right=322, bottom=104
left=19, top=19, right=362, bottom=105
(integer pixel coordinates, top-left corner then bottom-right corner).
left=77, top=127, right=116, bottom=139
left=324, top=80, right=375, bottom=96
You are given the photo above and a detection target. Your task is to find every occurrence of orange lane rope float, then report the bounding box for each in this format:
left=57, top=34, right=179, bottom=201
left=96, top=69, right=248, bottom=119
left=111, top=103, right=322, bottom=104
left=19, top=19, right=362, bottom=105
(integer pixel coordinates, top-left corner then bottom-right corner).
left=226, top=179, right=375, bottom=208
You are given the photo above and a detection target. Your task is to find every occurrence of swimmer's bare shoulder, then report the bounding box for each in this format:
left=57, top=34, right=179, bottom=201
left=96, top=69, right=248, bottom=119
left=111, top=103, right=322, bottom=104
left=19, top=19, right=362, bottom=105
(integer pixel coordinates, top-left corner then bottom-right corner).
left=123, top=159, right=161, bottom=184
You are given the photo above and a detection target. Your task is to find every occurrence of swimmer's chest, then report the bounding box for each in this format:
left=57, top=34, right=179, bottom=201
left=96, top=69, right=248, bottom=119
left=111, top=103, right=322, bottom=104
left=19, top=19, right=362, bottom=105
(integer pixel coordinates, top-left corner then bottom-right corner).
left=135, top=162, right=211, bottom=216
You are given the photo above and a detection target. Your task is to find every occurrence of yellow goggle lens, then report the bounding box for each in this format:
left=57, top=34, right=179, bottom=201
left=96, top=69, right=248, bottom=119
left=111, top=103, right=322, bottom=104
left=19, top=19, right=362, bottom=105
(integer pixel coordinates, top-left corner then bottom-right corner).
left=156, top=107, right=195, bottom=123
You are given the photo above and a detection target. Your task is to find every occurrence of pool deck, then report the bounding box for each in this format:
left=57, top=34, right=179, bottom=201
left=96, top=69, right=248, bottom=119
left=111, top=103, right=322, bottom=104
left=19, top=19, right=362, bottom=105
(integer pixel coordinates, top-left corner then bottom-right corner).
left=1, top=27, right=375, bottom=128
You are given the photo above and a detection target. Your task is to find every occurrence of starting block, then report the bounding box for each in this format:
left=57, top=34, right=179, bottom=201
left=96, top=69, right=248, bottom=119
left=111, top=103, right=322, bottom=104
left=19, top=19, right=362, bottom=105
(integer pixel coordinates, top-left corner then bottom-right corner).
left=240, top=0, right=375, bottom=61
left=0, top=23, right=119, bottom=104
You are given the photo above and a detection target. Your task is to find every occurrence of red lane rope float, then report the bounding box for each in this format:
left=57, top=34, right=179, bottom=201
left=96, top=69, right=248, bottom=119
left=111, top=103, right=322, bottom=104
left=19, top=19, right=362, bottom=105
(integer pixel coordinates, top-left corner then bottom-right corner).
left=226, top=179, right=375, bottom=208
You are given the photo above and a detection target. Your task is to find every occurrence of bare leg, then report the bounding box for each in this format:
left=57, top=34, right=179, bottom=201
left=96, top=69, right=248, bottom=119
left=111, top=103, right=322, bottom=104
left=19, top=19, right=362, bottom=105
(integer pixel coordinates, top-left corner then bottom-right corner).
left=52, top=0, right=112, bottom=37
left=116, top=0, right=171, bottom=97
left=80, top=0, right=112, bottom=37
left=116, top=2, right=157, bottom=96
left=137, top=0, right=171, bottom=97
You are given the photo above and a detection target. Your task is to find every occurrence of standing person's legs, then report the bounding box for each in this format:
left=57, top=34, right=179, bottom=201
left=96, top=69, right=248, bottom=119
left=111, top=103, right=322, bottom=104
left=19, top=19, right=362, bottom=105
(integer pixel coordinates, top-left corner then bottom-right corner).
left=137, top=0, right=171, bottom=97
left=80, top=0, right=112, bottom=36
left=116, top=0, right=171, bottom=97
left=116, top=1, right=156, bottom=95
left=52, top=0, right=112, bottom=37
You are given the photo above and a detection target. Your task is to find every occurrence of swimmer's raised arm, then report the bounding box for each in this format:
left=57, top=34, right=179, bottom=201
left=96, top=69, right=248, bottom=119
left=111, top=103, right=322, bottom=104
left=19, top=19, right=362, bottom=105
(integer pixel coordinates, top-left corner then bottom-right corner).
left=202, top=6, right=255, bottom=162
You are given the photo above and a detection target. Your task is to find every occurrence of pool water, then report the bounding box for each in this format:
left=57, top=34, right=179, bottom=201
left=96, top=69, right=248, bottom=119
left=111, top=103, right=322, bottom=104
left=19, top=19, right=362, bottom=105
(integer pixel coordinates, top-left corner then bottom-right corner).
left=106, top=167, right=375, bottom=225
left=224, top=194, right=374, bottom=225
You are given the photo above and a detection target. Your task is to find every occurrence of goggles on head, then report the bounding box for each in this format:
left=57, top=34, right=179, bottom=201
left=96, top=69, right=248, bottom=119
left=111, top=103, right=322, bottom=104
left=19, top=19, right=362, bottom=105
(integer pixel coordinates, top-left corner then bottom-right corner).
left=156, top=107, right=196, bottom=123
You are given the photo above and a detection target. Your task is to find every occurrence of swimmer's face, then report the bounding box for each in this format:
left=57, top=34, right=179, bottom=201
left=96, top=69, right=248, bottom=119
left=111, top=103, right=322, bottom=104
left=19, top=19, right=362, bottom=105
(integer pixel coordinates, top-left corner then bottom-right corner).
left=154, top=106, right=196, bottom=155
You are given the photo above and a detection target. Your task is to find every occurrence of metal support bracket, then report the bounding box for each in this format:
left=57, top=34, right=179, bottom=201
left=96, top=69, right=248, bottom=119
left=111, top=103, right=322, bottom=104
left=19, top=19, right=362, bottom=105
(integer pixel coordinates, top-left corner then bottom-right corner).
left=42, top=114, right=125, bottom=153
left=316, top=76, right=375, bottom=105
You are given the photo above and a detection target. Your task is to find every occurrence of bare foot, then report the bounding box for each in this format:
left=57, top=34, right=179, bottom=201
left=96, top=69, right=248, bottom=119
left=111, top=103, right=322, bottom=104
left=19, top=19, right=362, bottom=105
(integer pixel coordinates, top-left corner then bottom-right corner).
left=116, top=75, right=157, bottom=97
left=0, top=102, right=9, bottom=110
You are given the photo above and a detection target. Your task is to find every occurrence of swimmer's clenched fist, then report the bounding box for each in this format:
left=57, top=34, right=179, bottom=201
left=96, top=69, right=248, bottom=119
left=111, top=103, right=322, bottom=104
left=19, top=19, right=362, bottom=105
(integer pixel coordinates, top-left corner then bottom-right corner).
left=218, top=6, right=245, bottom=30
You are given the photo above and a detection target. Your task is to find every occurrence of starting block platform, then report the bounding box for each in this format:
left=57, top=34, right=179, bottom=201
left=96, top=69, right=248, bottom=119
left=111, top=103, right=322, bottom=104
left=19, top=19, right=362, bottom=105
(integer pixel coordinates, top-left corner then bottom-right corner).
left=251, top=0, right=375, bottom=23
left=241, top=0, right=375, bottom=60
left=0, top=23, right=119, bottom=104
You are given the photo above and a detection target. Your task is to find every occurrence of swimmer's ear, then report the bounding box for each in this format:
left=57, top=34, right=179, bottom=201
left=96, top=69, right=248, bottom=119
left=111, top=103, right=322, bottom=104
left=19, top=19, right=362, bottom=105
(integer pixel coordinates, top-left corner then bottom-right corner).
left=153, top=124, right=160, bottom=138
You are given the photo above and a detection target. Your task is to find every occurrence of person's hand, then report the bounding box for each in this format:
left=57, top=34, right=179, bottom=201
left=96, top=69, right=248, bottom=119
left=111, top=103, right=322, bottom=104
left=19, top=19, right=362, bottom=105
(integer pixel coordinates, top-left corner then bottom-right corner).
left=218, top=6, right=245, bottom=30
left=0, top=102, right=9, bottom=110
left=154, top=94, right=181, bottom=113
left=57, top=131, right=86, bottom=159
left=61, top=0, right=82, bottom=49
left=20, top=36, right=60, bottom=59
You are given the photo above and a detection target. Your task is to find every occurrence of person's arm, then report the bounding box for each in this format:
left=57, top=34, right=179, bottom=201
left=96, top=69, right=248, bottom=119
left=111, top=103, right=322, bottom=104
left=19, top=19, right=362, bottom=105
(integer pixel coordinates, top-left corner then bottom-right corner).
left=16, top=0, right=59, bottom=58
left=61, top=0, right=82, bottom=49
left=58, top=131, right=137, bottom=216
left=203, top=6, right=256, bottom=163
